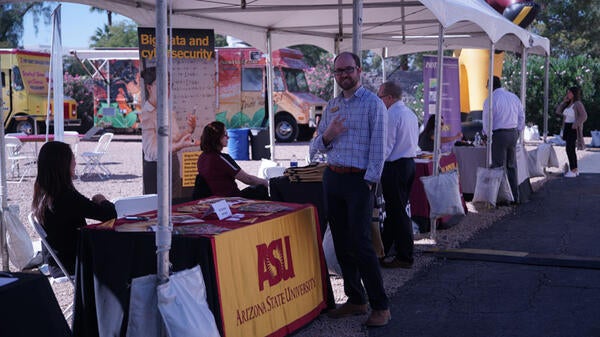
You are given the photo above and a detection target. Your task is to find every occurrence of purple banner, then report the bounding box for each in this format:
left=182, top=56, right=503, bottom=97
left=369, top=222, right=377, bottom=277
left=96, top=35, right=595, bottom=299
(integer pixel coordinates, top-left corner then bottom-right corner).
left=422, top=55, right=461, bottom=152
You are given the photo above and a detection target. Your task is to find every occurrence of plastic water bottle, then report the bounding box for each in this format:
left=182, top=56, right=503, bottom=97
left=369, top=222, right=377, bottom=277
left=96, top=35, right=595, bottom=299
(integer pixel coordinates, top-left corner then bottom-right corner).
left=290, top=154, right=298, bottom=167
left=474, top=132, right=481, bottom=146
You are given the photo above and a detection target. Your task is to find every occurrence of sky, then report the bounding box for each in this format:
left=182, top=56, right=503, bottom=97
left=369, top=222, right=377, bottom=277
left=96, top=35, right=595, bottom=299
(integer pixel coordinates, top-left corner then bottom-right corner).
left=22, top=3, right=132, bottom=50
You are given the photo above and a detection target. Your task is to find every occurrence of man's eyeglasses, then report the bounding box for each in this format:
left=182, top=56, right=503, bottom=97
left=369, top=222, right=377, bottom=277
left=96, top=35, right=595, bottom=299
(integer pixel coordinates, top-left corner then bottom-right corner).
left=333, top=66, right=357, bottom=75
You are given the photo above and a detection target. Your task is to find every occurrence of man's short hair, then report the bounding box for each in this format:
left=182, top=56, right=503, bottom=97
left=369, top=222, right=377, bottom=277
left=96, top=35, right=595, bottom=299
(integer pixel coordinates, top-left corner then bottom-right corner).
left=334, top=52, right=361, bottom=68
left=492, top=76, right=502, bottom=90
left=380, top=81, right=403, bottom=99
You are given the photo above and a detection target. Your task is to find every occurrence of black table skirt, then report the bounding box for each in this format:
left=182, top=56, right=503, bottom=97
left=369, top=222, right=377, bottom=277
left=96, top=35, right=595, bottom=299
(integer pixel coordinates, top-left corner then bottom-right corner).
left=0, top=272, right=71, bottom=337
left=73, top=230, right=220, bottom=337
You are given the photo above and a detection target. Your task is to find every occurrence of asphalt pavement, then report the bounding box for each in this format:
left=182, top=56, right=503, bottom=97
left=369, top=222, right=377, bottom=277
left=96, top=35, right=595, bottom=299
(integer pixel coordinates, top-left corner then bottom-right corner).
left=372, top=173, right=600, bottom=337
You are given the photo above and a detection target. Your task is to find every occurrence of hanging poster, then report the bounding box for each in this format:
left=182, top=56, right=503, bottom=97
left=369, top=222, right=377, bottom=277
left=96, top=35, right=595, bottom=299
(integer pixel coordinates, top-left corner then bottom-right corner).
left=422, top=55, right=461, bottom=153
left=138, top=27, right=216, bottom=201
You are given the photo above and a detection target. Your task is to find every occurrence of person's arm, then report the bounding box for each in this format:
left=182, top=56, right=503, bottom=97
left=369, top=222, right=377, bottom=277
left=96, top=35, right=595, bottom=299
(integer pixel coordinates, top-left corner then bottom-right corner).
left=70, top=190, right=117, bottom=222
left=573, top=101, right=588, bottom=129
left=235, top=169, right=268, bottom=187
left=439, top=132, right=463, bottom=144
left=555, top=100, right=568, bottom=116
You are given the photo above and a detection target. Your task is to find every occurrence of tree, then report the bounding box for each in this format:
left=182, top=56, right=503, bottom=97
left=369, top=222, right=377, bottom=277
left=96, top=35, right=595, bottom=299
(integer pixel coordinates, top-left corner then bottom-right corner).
left=90, top=6, right=113, bottom=26
left=90, top=21, right=139, bottom=48
left=532, top=1, right=600, bottom=58
left=0, top=3, right=53, bottom=47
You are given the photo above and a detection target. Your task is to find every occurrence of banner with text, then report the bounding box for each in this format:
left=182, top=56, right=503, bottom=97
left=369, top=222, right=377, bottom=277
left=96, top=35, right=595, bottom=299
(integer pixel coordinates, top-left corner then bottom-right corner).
left=213, top=207, right=326, bottom=337
left=423, top=55, right=461, bottom=153
left=138, top=27, right=216, bottom=199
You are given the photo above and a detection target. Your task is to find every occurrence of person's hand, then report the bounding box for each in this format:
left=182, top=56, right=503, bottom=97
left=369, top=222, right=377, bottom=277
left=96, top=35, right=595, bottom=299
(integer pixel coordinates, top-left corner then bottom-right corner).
left=175, top=133, right=195, bottom=151
left=323, top=115, right=347, bottom=145
left=92, top=194, right=107, bottom=204
left=186, top=114, right=196, bottom=134
left=456, top=132, right=463, bottom=140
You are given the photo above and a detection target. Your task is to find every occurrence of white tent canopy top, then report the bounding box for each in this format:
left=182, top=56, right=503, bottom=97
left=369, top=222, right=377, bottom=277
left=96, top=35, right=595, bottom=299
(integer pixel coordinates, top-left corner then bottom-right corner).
left=3, top=0, right=549, bottom=56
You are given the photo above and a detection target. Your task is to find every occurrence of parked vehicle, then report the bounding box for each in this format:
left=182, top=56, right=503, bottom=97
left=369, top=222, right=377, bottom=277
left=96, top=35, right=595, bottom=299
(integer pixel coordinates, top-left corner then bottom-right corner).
left=71, top=47, right=326, bottom=142
left=70, top=49, right=142, bottom=133
left=216, top=47, right=326, bottom=142
left=1, top=49, right=79, bottom=134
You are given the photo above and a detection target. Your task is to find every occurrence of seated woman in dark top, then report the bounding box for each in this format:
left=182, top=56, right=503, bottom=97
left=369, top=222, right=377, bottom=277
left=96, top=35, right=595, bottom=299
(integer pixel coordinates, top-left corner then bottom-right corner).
left=197, top=121, right=269, bottom=200
left=31, top=141, right=117, bottom=277
left=418, top=115, right=463, bottom=152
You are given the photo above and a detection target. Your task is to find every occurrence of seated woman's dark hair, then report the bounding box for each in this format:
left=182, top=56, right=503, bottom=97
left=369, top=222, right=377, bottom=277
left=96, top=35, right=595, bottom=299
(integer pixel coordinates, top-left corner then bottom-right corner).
left=32, top=141, right=75, bottom=223
left=200, top=121, right=227, bottom=152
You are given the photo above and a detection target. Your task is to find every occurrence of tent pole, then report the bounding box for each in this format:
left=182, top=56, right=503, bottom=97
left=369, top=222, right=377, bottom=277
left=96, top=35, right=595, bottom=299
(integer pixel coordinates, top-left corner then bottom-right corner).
left=0, top=69, right=8, bottom=271
left=381, top=47, right=387, bottom=81
left=51, top=6, right=64, bottom=142
left=266, top=31, right=276, bottom=161
left=520, top=45, right=527, bottom=143
left=352, top=0, right=362, bottom=58
left=543, top=55, right=550, bottom=142
left=333, top=36, right=341, bottom=98
left=156, top=0, right=171, bottom=285
left=430, top=23, right=444, bottom=241
left=486, top=43, right=495, bottom=168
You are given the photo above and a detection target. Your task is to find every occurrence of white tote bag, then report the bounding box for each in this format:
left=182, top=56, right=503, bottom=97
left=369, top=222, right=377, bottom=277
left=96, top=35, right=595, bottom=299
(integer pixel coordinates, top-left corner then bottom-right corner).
left=4, top=205, right=36, bottom=270
left=157, top=266, right=220, bottom=337
left=420, top=170, right=465, bottom=219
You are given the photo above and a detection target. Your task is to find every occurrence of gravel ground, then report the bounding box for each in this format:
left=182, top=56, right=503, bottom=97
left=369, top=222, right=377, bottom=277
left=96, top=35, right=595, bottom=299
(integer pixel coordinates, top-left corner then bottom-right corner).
left=3, top=135, right=598, bottom=336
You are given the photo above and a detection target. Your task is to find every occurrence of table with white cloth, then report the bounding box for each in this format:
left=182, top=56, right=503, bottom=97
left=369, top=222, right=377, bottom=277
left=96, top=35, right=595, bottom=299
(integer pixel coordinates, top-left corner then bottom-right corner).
left=452, top=145, right=532, bottom=202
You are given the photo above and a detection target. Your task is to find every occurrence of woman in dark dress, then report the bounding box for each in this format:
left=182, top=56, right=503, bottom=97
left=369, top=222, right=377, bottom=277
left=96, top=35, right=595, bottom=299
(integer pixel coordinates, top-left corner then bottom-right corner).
left=32, top=141, right=117, bottom=277
left=197, top=121, right=269, bottom=200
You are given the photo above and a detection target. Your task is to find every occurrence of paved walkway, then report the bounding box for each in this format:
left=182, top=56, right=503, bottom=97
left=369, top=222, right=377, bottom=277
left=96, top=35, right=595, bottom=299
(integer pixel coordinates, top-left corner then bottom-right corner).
left=372, top=173, right=600, bottom=337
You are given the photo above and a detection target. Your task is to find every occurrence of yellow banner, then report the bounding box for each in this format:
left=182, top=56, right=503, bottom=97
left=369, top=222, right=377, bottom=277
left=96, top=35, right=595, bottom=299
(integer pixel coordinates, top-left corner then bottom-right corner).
left=213, top=207, right=325, bottom=337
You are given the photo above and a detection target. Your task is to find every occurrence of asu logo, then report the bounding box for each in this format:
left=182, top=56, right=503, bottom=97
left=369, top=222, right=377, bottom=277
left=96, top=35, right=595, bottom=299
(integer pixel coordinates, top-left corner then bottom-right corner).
left=256, top=236, right=295, bottom=291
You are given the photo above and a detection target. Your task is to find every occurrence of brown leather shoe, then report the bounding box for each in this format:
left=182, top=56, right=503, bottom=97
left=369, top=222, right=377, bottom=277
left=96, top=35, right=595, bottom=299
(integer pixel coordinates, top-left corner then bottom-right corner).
left=381, top=257, right=413, bottom=269
left=327, top=302, right=368, bottom=319
left=365, top=309, right=391, bottom=327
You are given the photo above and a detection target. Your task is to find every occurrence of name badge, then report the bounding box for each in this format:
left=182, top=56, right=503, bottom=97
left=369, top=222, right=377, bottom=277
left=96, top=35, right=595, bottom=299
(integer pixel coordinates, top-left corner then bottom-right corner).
left=330, top=106, right=340, bottom=113
left=212, top=200, right=233, bottom=220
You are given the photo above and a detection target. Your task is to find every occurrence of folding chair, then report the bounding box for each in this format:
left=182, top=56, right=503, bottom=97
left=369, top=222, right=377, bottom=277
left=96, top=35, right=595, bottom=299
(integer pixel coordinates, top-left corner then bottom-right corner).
left=63, top=131, right=80, bottom=177
left=81, top=132, right=113, bottom=179
left=28, top=212, right=76, bottom=322
left=113, top=194, right=158, bottom=218
left=4, top=135, right=37, bottom=183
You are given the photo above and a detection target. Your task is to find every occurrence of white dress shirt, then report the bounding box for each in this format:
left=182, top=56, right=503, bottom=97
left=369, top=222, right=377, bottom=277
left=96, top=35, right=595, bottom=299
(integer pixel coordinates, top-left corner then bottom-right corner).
left=385, top=100, right=419, bottom=161
left=482, top=87, right=525, bottom=136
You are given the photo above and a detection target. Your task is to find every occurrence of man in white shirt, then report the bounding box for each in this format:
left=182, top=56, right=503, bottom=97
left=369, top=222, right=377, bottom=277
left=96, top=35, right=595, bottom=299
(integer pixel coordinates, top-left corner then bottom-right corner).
left=377, top=81, right=419, bottom=268
left=482, top=76, right=525, bottom=203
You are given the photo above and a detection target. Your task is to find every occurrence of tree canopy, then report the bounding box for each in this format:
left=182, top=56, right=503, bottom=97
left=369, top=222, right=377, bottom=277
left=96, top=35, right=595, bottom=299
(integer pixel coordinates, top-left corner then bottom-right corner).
left=0, top=3, right=52, bottom=48
left=90, top=21, right=139, bottom=48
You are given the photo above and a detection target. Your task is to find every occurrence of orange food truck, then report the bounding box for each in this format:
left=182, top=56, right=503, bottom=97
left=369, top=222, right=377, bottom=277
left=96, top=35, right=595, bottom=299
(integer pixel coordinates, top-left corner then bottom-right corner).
left=1, top=49, right=79, bottom=134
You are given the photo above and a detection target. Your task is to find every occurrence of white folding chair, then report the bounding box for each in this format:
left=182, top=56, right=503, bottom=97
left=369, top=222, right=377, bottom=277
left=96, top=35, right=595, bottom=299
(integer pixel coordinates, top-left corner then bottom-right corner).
left=264, top=166, right=286, bottom=179
left=63, top=131, right=81, bottom=178
left=4, top=135, right=37, bottom=183
left=113, top=194, right=158, bottom=218
left=81, top=132, right=113, bottom=179
left=28, top=212, right=76, bottom=322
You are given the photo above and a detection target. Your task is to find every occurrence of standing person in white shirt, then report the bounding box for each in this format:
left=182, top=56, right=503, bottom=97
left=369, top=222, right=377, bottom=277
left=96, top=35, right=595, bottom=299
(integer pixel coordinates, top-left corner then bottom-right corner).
left=377, top=81, right=419, bottom=269
left=555, top=86, right=588, bottom=178
left=482, top=76, right=525, bottom=203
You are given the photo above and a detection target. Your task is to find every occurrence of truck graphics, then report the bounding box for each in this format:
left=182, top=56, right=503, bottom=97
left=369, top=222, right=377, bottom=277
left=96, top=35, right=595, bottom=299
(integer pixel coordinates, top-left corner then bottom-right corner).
left=1, top=49, right=79, bottom=134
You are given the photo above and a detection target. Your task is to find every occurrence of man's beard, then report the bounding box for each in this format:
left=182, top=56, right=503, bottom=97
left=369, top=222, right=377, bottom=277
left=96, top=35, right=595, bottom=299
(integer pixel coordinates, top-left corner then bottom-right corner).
left=337, top=76, right=358, bottom=91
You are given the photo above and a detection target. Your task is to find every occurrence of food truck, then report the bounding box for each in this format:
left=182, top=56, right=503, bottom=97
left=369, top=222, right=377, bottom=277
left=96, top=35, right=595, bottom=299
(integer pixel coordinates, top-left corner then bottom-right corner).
left=216, top=47, right=327, bottom=142
left=1, top=49, right=79, bottom=134
left=70, top=49, right=142, bottom=132
left=72, top=47, right=326, bottom=142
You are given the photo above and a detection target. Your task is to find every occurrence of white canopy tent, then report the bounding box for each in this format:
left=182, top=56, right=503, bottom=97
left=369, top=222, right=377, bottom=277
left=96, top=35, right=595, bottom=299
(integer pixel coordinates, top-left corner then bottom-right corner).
left=0, top=0, right=549, bottom=274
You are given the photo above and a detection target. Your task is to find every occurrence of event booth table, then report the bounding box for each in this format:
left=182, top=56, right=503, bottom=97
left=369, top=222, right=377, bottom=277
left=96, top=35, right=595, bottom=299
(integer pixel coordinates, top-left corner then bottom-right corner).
left=452, top=145, right=532, bottom=202
left=270, top=156, right=467, bottom=233
left=73, top=198, right=327, bottom=337
left=0, top=272, right=71, bottom=337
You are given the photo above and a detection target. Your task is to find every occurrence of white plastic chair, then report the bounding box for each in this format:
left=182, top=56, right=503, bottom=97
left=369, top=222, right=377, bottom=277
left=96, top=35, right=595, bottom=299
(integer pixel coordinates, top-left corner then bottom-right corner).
left=113, top=194, right=158, bottom=218
left=28, top=212, right=76, bottom=322
left=81, top=132, right=113, bottom=179
left=263, top=166, right=286, bottom=179
left=4, top=135, right=37, bottom=183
